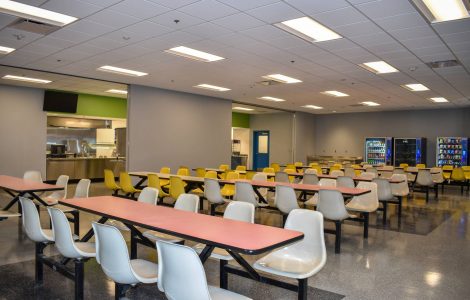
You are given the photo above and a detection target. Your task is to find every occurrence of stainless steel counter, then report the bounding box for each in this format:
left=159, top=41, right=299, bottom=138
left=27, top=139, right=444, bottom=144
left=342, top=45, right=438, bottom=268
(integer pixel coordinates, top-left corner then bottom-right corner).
left=46, top=157, right=126, bottom=181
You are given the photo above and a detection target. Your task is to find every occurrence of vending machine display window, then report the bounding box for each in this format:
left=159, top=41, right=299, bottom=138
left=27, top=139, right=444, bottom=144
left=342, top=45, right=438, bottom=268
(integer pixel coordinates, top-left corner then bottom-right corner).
left=364, top=137, right=393, bottom=165
left=394, top=138, right=426, bottom=167
left=436, top=137, right=468, bottom=167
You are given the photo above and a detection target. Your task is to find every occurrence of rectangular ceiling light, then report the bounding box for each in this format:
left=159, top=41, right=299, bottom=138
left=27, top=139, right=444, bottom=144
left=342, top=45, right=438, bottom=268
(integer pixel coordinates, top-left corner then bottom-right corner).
left=106, top=89, right=128, bottom=95
left=430, top=97, right=449, bottom=103
left=2, top=74, right=51, bottom=84
left=275, top=16, right=342, bottom=42
left=412, top=0, right=469, bottom=23
left=0, top=0, right=78, bottom=26
left=302, top=105, right=323, bottom=109
left=262, top=74, right=302, bottom=84
left=0, top=45, right=15, bottom=54
left=360, top=61, right=399, bottom=74
left=165, top=46, right=224, bottom=62
left=361, top=101, right=380, bottom=106
left=321, top=90, right=349, bottom=97
left=195, top=84, right=230, bottom=92
left=402, top=83, right=429, bottom=91
left=258, top=96, right=285, bottom=102
left=98, top=66, right=148, bottom=77
left=233, top=106, right=254, bottom=111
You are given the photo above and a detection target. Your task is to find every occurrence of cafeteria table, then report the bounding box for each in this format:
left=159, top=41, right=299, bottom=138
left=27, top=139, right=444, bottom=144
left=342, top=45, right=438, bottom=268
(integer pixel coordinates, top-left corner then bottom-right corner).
left=58, top=196, right=307, bottom=299
left=0, top=175, right=63, bottom=217
left=317, top=174, right=405, bottom=183
left=129, top=171, right=205, bottom=191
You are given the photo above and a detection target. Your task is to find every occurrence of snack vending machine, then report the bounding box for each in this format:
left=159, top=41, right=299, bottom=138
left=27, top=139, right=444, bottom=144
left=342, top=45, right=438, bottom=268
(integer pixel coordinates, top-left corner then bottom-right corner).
left=436, top=137, right=468, bottom=167
left=394, top=138, right=426, bottom=167
left=364, top=137, right=393, bottom=165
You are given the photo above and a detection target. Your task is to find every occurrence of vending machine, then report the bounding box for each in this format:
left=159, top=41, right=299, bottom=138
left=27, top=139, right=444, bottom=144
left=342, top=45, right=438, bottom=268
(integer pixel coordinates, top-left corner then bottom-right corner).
left=364, top=137, right=393, bottom=165
left=436, top=137, right=468, bottom=167
left=393, top=138, right=426, bottom=167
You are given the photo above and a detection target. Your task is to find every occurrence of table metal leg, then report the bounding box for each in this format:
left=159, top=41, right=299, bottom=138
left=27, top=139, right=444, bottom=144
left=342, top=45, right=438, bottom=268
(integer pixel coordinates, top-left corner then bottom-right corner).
left=80, top=217, right=108, bottom=242
left=253, top=187, right=268, bottom=204
left=134, top=177, right=147, bottom=189
left=2, top=191, right=24, bottom=211
left=198, top=245, right=215, bottom=264
left=220, top=260, right=228, bottom=289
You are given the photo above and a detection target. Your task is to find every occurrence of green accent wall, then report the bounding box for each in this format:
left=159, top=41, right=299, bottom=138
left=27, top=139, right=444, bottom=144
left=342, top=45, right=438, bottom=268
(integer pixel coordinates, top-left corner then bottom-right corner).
left=232, top=112, right=250, bottom=128
left=76, top=93, right=127, bottom=118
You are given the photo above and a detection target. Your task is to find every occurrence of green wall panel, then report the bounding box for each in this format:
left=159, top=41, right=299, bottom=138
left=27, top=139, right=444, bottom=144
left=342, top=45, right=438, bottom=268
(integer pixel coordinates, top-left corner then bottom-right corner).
left=76, top=93, right=127, bottom=118
left=232, top=112, right=250, bottom=128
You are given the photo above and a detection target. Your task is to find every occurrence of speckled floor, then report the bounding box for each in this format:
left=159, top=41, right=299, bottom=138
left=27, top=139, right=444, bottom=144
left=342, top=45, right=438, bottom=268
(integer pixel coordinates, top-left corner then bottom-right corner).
left=0, top=182, right=469, bottom=299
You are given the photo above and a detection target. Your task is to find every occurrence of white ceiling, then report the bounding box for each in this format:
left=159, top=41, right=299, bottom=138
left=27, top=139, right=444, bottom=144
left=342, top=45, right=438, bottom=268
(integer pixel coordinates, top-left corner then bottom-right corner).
left=0, top=0, right=469, bottom=114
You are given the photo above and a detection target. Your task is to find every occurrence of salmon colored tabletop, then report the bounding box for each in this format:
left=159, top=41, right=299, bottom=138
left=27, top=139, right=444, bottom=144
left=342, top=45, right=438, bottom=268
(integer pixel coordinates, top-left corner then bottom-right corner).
left=0, top=175, right=62, bottom=192
left=60, top=196, right=303, bottom=254
left=129, top=172, right=204, bottom=183
left=317, top=174, right=404, bottom=184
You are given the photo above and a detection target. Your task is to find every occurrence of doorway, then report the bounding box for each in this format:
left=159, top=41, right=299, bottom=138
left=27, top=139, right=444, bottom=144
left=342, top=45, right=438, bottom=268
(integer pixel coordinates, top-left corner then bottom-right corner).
left=253, top=130, right=270, bottom=170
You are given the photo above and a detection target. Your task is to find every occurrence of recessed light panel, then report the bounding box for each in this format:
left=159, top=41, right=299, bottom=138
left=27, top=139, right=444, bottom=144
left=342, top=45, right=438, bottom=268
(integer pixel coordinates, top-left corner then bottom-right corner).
left=402, top=83, right=429, bottom=91
left=275, top=16, right=342, bottom=42
left=361, top=101, right=380, bottom=106
left=98, top=66, right=148, bottom=77
left=165, top=46, right=224, bottom=62
left=233, top=106, right=254, bottom=111
left=262, top=74, right=302, bottom=84
left=258, top=96, right=285, bottom=102
left=302, top=105, right=323, bottom=109
left=0, top=45, right=15, bottom=54
left=106, top=89, right=128, bottom=95
left=360, top=61, right=399, bottom=74
left=2, top=74, right=51, bottom=84
left=321, top=90, right=349, bottom=97
left=430, top=97, right=449, bottom=103
left=0, top=0, right=78, bottom=26
left=195, top=84, right=230, bottom=92
left=412, top=0, right=469, bottom=23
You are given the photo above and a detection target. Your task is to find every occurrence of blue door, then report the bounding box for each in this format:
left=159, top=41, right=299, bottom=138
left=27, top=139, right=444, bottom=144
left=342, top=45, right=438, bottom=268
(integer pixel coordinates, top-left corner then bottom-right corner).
left=253, top=130, right=270, bottom=171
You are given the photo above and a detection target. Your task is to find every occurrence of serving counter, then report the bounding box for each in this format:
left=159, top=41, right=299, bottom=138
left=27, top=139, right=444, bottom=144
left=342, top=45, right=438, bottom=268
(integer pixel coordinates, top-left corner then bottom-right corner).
left=46, top=157, right=126, bottom=181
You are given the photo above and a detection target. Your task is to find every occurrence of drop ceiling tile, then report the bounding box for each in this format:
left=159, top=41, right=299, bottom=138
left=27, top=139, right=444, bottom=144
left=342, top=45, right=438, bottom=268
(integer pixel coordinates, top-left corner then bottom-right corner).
left=100, top=30, right=150, bottom=45
left=146, top=0, right=200, bottom=9
left=48, top=29, right=94, bottom=44
left=66, top=20, right=115, bottom=37
left=241, top=25, right=293, bottom=43
left=373, top=12, right=428, bottom=31
left=87, top=37, right=127, bottom=50
left=432, top=18, right=470, bottom=35
left=86, top=9, right=140, bottom=28
left=265, top=35, right=310, bottom=50
left=110, top=0, right=171, bottom=19
left=447, top=42, right=470, bottom=53
left=389, top=26, right=437, bottom=41
left=316, top=38, right=358, bottom=51
left=179, top=0, right=238, bottom=21
left=441, top=31, right=470, bottom=45
left=216, top=0, right=280, bottom=11
left=211, top=33, right=259, bottom=47
left=411, top=45, right=452, bottom=57
left=0, top=14, right=17, bottom=29
left=34, top=36, right=76, bottom=49
left=78, top=0, right=122, bottom=7
left=313, top=6, right=368, bottom=28
left=417, top=52, right=456, bottom=63
left=150, top=10, right=205, bottom=29
left=401, top=36, right=445, bottom=50
left=0, top=49, right=44, bottom=66
left=246, top=2, right=303, bottom=23
left=19, top=42, right=62, bottom=56
left=123, top=21, right=174, bottom=38
left=284, top=0, right=350, bottom=15
left=0, top=27, right=43, bottom=48
left=356, top=0, right=416, bottom=19
left=333, top=21, right=383, bottom=37
left=68, top=44, right=108, bottom=56
left=183, top=22, right=233, bottom=38
left=50, top=48, right=95, bottom=62
left=349, top=32, right=396, bottom=46
left=40, top=0, right=102, bottom=18
left=212, top=13, right=265, bottom=31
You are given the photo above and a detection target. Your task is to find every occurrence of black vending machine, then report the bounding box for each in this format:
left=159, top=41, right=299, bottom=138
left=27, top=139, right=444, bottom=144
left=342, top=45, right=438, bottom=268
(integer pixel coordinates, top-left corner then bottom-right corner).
left=393, top=138, right=426, bottom=167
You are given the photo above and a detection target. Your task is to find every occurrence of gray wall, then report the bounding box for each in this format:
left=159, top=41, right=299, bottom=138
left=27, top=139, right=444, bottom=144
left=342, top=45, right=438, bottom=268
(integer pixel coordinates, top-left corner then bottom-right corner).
left=293, top=112, right=315, bottom=164
left=250, top=112, right=294, bottom=166
left=0, top=85, right=46, bottom=177
left=127, top=85, right=232, bottom=172
left=314, top=108, right=470, bottom=166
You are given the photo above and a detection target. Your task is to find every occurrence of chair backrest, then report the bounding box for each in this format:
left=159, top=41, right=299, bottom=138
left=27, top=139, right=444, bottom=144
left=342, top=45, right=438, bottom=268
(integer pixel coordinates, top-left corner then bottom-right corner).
left=204, top=170, right=218, bottom=179
left=48, top=207, right=81, bottom=258
left=138, top=187, right=158, bottom=205
left=120, top=172, right=135, bottom=193
left=194, top=168, right=206, bottom=178
left=304, top=168, right=318, bottom=175
left=19, top=197, right=50, bottom=242
left=390, top=173, right=409, bottom=194
left=235, top=165, right=246, bottom=171
left=252, top=172, right=267, bottom=181
left=262, top=167, right=274, bottom=173
left=176, top=167, right=189, bottom=176
left=430, top=167, right=443, bottom=183
left=169, top=176, right=185, bottom=199
left=416, top=169, right=433, bottom=186
left=337, top=176, right=355, bottom=188
left=246, top=171, right=256, bottom=180
left=275, top=185, right=299, bottom=214
left=416, top=163, right=426, bottom=169
left=270, top=163, right=281, bottom=172
left=302, top=173, right=319, bottom=185
left=365, top=167, right=377, bottom=174
left=53, top=175, right=69, bottom=199
left=286, top=164, right=296, bottom=170
left=317, top=190, right=349, bottom=220
left=407, top=166, right=418, bottom=173
left=225, top=171, right=239, bottom=180
left=393, top=168, right=405, bottom=174
left=204, top=178, right=224, bottom=204
left=344, top=167, right=355, bottom=177
left=399, top=163, right=409, bottom=169
left=104, top=169, right=118, bottom=190
left=275, top=171, right=290, bottom=183
left=330, top=170, right=344, bottom=177
left=372, top=178, right=394, bottom=201
left=92, top=222, right=138, bottom=284
left=223, top=201, right=254, bottom=223
left=219, top=164, right=229, bottom=171
left=160, top=167, right=171, bottom=174
left=451, top=167, right=465, bottom=181
left=157, top=240, right=211, bottom=297
left=234, top=181, right=257, bottom=206
left=348, top=181, right=379, bottom=212
left=174, top=194, right=199, bottom=212
left=360, top=172, right=376, bottom=180
left=147, top=173, right=162, bottom=190
left=319, top=178, right=337, bottom=187
left=284, top=209, right=326, bottom=274
left=23, top=170, right=42, bottom=182
left=294, top=162, right=303, bottom=167
left=309, top=162, right=319, bottom=167
left=74, top=179, right=91, bottom=198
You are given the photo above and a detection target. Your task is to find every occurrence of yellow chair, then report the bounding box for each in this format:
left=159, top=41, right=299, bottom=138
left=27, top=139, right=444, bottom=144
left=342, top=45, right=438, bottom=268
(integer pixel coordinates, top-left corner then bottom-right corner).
left=119, top=172, right=141, bottom=196
left=219, top=164, right=229, bottom=171
left=160, top=167, right=171, bottom=186
left=166, top=176, right=185, bottom=205
left=442, top=165, right=453, bottom=180
left=399, top=163, right=409, bottom=170
left=205, top=171, right=218, bottom=179
left=147, top=173, right=169, bottom=199
left=270, top=163, right=281, bottom=172
left=177, top=167, right=190, bottom=176
left=235, top=165, right=246, bottom=179
left=309, top=162, right=319, bottom=167
left=284, top=168, right=296, bottom=183
left=451, top=167, right=467, bottom=193
left=235, top=165, right=246, bottom=171
left=195, top=168, right=206, bottom=178
left=416, top=164, right=426, bottom=169
left=220, top=171, right=238, bottom=197
left=263, top=167, right=275, bottom=173
left=104, top=169, right=120, bottom=195
left=246, top=171, right=256, bottom=180
left=294, top=162, right=303, bottom=167
left=286, top=164, right=296, bottom=170
left=463, top=166, right=470, bottom=180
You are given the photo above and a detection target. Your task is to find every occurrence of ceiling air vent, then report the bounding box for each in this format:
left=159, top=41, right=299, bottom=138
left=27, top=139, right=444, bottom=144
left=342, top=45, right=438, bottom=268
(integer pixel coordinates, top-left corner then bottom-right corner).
left=256, top=80, right=282, bottom=86
left=426, top=60, right=460, bottom=69
left=8, top=18, right=60, bottom=35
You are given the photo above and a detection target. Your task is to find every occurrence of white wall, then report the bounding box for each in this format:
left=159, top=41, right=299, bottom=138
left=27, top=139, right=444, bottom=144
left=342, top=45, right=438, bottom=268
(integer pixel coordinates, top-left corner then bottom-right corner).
left=293, top=112, right=315, bottom=164
left=0, top=85, right=46, bottom=177
left=127, top=85, right=232, bottom=172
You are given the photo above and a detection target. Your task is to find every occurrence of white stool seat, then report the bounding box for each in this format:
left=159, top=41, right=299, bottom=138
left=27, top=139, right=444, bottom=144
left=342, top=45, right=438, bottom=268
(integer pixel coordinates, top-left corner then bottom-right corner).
left=107, top=220, right=130, bottom=231
left=392, top=190, right=408, bottom=197
left=193, top=244, right=233, bottom=261
left=208, top=286, right=251, bottom=300
left=130, top=259, right=158, bottom=283
left=0, top=211, right=21, bottom=218
left=346, top=202, right=374, bottom=213
left=142, top=230, right=183, bottom=243
left=304, top=195, right=317, bottom=206
left=52, top=204, right=77, bottom=213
